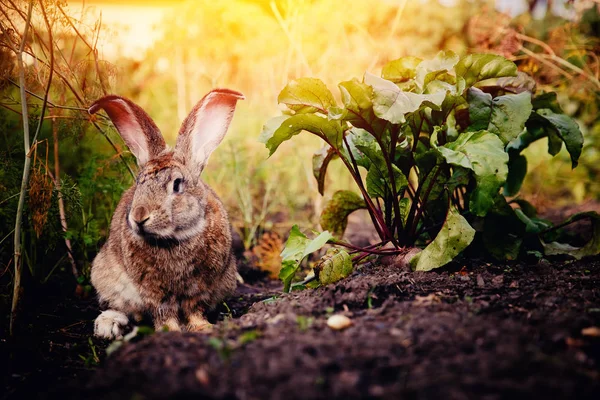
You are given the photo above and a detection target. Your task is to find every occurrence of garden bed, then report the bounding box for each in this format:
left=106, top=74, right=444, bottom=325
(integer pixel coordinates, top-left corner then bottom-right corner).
left=3, top=253, right=599, bottom=399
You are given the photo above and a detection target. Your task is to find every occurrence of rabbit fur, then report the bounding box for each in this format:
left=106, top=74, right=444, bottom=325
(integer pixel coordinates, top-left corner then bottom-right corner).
left=89, top=89, right=244, bottom=339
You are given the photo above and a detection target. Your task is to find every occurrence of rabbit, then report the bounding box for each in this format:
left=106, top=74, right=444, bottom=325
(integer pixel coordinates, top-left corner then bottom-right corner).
left=88, top=88, right=244, bottom=339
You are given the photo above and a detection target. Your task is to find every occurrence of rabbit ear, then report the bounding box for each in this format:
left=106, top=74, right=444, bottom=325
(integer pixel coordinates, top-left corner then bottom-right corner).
left=175, top=89, right=244, bottom=173
left=89, top=95, right=166, bottom=166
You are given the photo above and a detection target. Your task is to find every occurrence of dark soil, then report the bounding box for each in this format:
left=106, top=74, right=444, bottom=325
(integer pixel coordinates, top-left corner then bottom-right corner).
left=4, top=253, right=598, bottom=400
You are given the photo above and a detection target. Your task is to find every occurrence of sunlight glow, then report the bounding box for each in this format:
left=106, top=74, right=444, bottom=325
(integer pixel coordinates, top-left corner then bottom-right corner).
left=67, top=1, right=175, bottom=60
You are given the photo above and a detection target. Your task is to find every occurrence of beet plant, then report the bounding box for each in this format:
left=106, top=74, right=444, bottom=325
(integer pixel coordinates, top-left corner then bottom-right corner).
left=260, top=51, right=598, bottom=292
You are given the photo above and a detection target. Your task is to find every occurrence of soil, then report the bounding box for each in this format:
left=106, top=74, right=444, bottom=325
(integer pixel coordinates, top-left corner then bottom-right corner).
left=2, top=251, right=600, bottom=400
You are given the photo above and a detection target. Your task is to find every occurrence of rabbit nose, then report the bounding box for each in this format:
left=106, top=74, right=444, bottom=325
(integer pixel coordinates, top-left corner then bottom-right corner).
left=131, top=206, right=150, bottom=226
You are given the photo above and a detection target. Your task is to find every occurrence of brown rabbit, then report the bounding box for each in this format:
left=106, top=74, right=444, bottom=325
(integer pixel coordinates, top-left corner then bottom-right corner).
left=89, top=89, right=243, bottom=339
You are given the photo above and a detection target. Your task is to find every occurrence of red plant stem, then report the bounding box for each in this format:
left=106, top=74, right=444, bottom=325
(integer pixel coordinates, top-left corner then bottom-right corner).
left=370, top=133, right=402, bottom=248
left=330, top=239, right=403, bottom=255
left=405, top=166, right=430, bottom=240
left=375, top=197, right=383, bottom=214
left=387, top=125, right=404, bottom=240
left=352, top=252, right=371, bottom=264
left=339, top=134, right=391, bottom=242
left=410, top=166, right=442, bottom=239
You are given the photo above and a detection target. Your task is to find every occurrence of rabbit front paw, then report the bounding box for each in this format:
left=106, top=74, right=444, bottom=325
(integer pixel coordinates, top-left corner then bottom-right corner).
left=94, top=309, right=129, bottom=339
left=187, top=313, right=212, bottom=332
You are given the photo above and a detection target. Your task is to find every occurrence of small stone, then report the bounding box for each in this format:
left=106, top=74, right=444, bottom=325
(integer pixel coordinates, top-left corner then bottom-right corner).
left=369, top=385, right=385, bottom=397
left=390, top=328, right=404, bottom=337
left=327, top=314, right=352, bottom=330
left=492, top=276, right=504, bottom=286
left=195, top=367, right=210, bottom=386
left=477, top=275, right=485, bottom=287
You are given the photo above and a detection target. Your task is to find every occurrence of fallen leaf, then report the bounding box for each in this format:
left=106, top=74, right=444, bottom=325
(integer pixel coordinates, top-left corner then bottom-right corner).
left=253, top=232, right=284, bottom=279
left=313, top=248, right=353, bottom=285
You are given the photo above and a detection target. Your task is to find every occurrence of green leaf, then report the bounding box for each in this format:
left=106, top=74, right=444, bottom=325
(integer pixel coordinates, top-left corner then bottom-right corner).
left=366, top=163, right=407, bottom=199
left=436, top=130, right=508, bottom=216
left=382, top=56, right=422, bottom=83
left=259, top=115, right=288, bottom=146
left=536, top=109, right=583, bottom=168
left=509, top=198, right=537, bottom=218
left=262, top=114, right=343, bottom=156
left=304, top=230, right=334, bottom=256
left=312, top=146, right=339, bottom=195
left=327, top=106, right=345, bottom=120
left=278, top=77, right=336, bottom=113
left=495, top=71, right=536, bottom=93
left=468, top=88, right=532, bottom=145
left=516, top=110, right=582, bottom=167
left=364, top=72, right=446, bottom=124
left=456, top=54, right=517, bottom=88
left=482, top=196, right=525, bottom=260
left=338, top=79, right=388, bottom=133
left=279, top=260, right=300, bottom=293
left=467, top=87, right=492, bottom=131
left=506, top=120, right=545, bottom=153
left=399, top=197, right=411, bottom=225
left=415, top=50, right=459, bottom=90
left=406, top=108, right=434, bottom=140
left=514, top=209, right=550, bottom=234
left=279, top=226, right=334, bottom=292
left=313, top=248, right=354, bottom=285
left=351, top=131, right=389, bottom=169
left=446, top=167, right=471, bottom=193
left=339, top=78, right=373, bottom=112
left=346, top=129, right=409, bottom=199
left=543, top=212, right=600, bottom=260
left=343, top=128, right=374, bottom=169
left=532, top=92, right=563, bottom=113
left=488, top=91, right=532, bottom=145
left=410, top=206, right=475, bottom=271
left=319, top=191, right=366, bottom=238
left=503, top=154, right=527, bottom=196
left=280, top=225, right=311, bottom=262
left=423, top=71, right=460, bottom=95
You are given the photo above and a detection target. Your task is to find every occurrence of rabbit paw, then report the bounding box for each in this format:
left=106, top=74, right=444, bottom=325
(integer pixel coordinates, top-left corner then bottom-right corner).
left=155, top=317, right=182, bottom=332
left=94, top=309, right=129, bottom=339
left=187, top=314, right=212, bottom=332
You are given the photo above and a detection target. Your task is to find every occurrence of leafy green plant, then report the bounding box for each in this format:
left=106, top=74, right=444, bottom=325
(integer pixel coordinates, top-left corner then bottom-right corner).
left=261, top=51, right=597, bottom=290
left=78, top=337, right=100, bottom=367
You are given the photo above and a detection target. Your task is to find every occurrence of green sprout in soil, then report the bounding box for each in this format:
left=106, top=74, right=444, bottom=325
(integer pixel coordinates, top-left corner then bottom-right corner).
left=261, top=51, right=600, bottom=292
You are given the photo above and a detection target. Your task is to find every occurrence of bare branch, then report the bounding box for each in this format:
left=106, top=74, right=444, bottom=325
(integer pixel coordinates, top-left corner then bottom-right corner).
left=11, top=0, right=34, bottom=337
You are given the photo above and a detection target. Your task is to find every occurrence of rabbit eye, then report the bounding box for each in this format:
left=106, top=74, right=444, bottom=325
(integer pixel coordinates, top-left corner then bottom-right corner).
left=173, top=178, right=183, bottom=193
